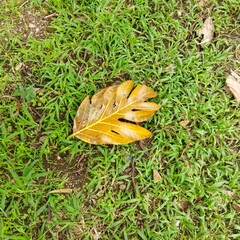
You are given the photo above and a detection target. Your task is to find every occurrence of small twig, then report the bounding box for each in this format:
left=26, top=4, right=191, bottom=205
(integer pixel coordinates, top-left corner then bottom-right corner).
left=233, top=45, right=240, bottom=61
left=0, top=208, right=8, bottom=218
left=28, top=105, right=41, bottom=118
left=1, top=95, right=16, bottom=100
left=83, top=51, right=88, bottom=61
left=43, top=13, right=59, bottom=20
left=180, top=131, right=193, bottom=158
left=134, top=138, right=151, bottom=156
left=47, top=206, right=52, bottom=223
left=19, top=0, right=29, bottom=8
left=14, top=102, right=21, bottom=116
left=130, top=158, right=137, bottom=198
left=138, top=139, right=146, bottom=150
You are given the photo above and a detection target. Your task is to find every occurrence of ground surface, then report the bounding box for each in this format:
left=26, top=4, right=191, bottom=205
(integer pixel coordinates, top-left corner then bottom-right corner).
left=0, top=0, right=240, bottom=239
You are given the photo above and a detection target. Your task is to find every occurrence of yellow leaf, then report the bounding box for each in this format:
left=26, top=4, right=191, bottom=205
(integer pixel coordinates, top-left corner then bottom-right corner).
left=68, top=80, right=160, bottom=144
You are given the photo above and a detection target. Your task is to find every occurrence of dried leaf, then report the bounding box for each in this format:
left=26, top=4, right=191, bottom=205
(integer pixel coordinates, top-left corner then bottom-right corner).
left=199, top=0, right=207, bottom=7
left=179, top=120, right=190, bottom=127
left=178, top=201, right=192, bottom=210
left=221, top=86, right=232, bottom=94
left=68, top=80, right=160, bottom=144
left=153, top=169, right=162, bottom=182
left=232, top=203, right=240, bottom=212
left=163, top=64, right=174, bottom=73
left=15, top=63, right=23, bottom=71
left=176, top=220, right=180, bottom=227
left=14, top=101, right=21, bottom=116
left=223, top=190, right=234, bottom=197
left=197, top=17, right=214, bottom=44
left=48, top=188, right=73, bottom=194
left=180, top=131, right=193, bottom=158
left=119, top=184, right=126, bottom=190
left=226, top=70, right=240, bottom=103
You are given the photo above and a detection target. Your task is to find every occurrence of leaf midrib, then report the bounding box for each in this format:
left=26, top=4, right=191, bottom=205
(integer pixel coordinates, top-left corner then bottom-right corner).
left=72, top=95, right=143, bottom=137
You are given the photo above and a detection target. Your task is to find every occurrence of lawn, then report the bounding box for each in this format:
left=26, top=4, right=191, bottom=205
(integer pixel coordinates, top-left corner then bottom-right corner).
left=0, top=0, right=239, bottom=239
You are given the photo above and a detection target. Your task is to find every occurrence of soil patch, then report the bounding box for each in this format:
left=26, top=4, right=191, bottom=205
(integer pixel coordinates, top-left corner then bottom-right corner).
left=14, top=8, right=51, bottom=42
left=43, top=151, right=89, bottom=189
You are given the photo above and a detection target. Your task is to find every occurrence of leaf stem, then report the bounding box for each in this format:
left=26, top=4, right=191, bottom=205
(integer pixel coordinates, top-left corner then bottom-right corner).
left=67, top=133, right=77, bottom=140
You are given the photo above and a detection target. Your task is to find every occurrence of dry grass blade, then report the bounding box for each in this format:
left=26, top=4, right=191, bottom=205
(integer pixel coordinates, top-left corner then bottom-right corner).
left=68, top=80, right=160, bottom=144
left=48, top=188, right=73, bottom=194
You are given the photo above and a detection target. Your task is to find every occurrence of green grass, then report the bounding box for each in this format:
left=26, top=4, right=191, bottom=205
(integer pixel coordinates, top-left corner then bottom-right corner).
left=0, top=0, right=239, bottom=239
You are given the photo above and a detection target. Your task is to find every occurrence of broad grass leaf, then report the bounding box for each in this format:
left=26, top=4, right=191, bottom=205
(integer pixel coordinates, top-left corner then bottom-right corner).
left=68, top=80, right=160, bottom=144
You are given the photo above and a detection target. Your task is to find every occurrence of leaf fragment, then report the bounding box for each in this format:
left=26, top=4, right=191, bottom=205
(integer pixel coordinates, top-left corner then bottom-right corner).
left=119, top=184, right=126, bottom=190
left=48, top=188, right=73, bottom=194
left=179, top=120, right=190, bottom=127
left=199, top=0, right=207, bottom=7
left=163, top=64, right=174, bottom=73
left=153, top=169, right=162, bottom=182
left=226, top=70, right=240, bottom=103
left=15, top=63, right=23, bottom=71
left=68, top=81, right=160, bottom=144
left=178, top=201, right=192, bottom=210
left=232, top=203, right=240, bottom=212
left=197, top=17, right=214, bottom=44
